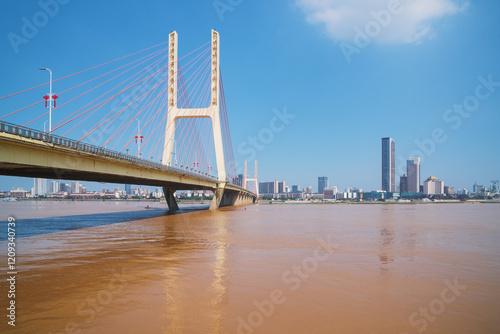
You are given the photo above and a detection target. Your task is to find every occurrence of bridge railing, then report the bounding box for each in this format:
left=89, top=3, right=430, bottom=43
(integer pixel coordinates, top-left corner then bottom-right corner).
left=0, top=121, right=223, bottom=184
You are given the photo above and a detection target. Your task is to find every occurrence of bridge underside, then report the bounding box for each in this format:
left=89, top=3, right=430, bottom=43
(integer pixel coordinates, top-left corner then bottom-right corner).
left=0, top=132, right=256, bottom=210
left=0, top=161, right=213, bottom=190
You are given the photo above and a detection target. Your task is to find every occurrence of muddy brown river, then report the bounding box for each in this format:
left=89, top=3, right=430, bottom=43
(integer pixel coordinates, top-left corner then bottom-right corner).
left=1, top=201, right=499, bottom=333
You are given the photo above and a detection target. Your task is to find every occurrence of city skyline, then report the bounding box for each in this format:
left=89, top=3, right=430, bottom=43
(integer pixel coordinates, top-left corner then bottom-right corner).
left=4, top=174, right=497, bottom=197
left=1, top=0, right=499, bottom=191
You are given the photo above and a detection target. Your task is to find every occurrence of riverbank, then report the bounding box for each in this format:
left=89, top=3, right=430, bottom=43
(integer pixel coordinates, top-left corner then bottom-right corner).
left=1, top=198, right=213, bottom=205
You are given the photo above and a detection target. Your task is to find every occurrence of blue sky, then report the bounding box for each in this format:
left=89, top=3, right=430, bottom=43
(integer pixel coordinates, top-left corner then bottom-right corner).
left=1, top=0, right=499, bottom=193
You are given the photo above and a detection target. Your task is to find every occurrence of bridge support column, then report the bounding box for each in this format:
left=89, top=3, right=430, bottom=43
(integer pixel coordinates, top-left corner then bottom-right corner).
left=210, top=182, right=226, bottom=210
left=163, top=187, right=179, bottom=211
left=210, top=186, right=256, bottom=209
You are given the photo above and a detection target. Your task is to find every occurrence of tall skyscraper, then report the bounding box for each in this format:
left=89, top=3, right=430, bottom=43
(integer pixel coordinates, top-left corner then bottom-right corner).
left=277, top=181, right=286, bottom=194
left=49, top=180, right=60, bottom=194
left=71, top=181, right=81, bottom=194
left=318, top=176, right=329, bottom=194
left=407, top=157, right=421, bottom=193
left=381, top=137, right=395, bottom=192
left=125, top=184, right=131, bottom=195
left=34, top=178, right=47, bottom=196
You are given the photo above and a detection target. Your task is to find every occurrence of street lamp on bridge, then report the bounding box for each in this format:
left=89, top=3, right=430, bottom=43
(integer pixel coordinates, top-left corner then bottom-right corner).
left=39, top=67, right=56, bottom=133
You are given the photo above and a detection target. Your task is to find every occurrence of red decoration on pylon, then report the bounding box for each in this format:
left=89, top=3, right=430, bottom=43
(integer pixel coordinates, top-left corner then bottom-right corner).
left=43, top=95, right=50, bottom=108
left=52, top=94, right=58, bottom=107
left=134, top=135, right=144, bottom=143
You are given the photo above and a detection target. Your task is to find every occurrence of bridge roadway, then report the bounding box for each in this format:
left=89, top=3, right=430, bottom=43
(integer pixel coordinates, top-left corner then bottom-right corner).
left=0, top=121, right=256, bottom=210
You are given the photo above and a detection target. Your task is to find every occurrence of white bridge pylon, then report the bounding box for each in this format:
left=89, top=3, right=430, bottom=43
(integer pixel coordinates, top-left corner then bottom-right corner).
left=162, top=30, right=226, bottom=182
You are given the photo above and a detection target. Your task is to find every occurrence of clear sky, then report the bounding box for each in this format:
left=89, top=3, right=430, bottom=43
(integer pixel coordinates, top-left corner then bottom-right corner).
left=1, top=0, right=499, bottom=193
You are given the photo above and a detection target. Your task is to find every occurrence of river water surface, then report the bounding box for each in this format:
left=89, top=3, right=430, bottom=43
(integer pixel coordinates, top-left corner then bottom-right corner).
left=0, top=201, right=499, bottom=334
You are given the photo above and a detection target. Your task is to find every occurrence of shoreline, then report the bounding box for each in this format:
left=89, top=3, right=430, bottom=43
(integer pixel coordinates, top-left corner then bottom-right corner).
left=1, top=198, right=213, bottom=204
left=3, top=198, right=499, bottom=205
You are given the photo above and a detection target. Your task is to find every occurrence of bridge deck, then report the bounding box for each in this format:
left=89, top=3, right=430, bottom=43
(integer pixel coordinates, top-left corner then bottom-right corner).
left=0, top=121, right=255, bottom=207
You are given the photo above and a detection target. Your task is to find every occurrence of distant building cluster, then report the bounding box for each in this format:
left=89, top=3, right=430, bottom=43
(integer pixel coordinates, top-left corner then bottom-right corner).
left=380, top=137, right=498, bottom=199
left=1, top=179, right=159, bottom=200
left=0, top=178, right=217, bottom=201
left=255, top=137, right=498, bottom=202
left=381, top=137, right=445, bottom=196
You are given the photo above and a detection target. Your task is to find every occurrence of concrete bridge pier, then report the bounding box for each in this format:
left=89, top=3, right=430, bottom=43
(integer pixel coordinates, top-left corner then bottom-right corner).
left=210, top=182, right=226, bottom=210
left=162, top=187, right=179, bottom=211
left=210, top=183, right=256, bottom=210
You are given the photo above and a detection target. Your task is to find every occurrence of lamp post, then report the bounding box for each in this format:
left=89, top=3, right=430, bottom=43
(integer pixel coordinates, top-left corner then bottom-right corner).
left=39, top=68, right=53, bottom=132
left=134, top=119, right=144, bottom=159
left=136, top=119, right=141, bottom=154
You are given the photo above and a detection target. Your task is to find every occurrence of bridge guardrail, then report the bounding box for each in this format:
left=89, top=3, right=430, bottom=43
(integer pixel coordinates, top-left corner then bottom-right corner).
left=0, top=121, right=229, bottom=185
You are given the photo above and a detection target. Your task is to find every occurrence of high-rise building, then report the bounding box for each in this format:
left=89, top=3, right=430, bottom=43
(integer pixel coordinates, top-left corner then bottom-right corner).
left=259, top=180, right=286, bottom=195
left=34, top=178, right=47, bottom=196
left=277, top=181, right=286, bottom=194
left=400, top=174, right=408, bottom=193
left=473, top=182, right=486, bottom=194
left=491, top=180, right=499, bottom=194
left=382, top=137, right=395, bottom=192
left=318, top=176, right=329, bottom=194
left=259, top=181, right=277, bottom=195
left=407, top=157, right=421, bottom=193
left=155, top=188, right=164, bottom=198
left=424, top=176, right=444, bottom=195
left=60, top=182, right=71, bottom=194
left=125, top=184, right=131, bottom=195
left=291, top=185, right=300, bottom=193
left=71, top=181, right=81, bottom=194
left=49, top=180, right=60, bottom=194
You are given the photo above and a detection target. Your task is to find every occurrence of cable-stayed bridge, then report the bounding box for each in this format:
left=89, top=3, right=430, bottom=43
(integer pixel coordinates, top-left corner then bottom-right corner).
left=0, top=30, right=257, bottom=210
